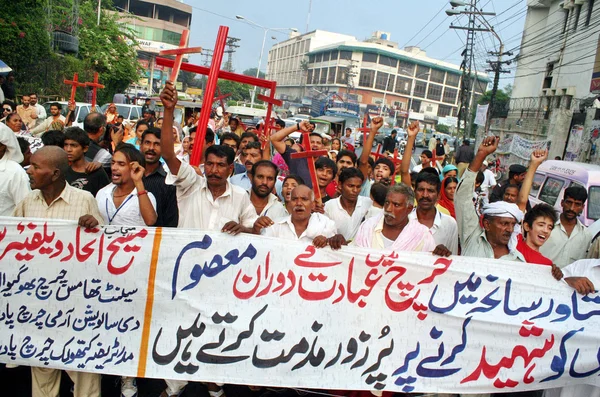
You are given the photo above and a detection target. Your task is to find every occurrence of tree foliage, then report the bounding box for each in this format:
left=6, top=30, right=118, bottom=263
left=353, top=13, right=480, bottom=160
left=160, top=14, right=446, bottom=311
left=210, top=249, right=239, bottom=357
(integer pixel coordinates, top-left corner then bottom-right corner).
left=0, top=0, right=140, bottom=104
left=242, top=68, right=265, bottom=79
left=435, top=124, right=450, bottom=133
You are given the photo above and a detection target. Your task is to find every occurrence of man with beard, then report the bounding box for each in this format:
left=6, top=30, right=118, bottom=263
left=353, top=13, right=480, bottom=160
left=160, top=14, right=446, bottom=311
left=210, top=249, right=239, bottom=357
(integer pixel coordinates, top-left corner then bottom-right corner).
left=539, top=185, right=592, bottom=268
left=141, top=127, right=178, bottom=227
left=455, top=136, right=525, bottom=261
left=230, top=141, right=263, bottom=190
left=31, top=102, right=65, bottom=135
left=324, top=167, right=372, bottom=241
left=246, top=160, right=287, bottom=222
left=261, top=184, right=344, bottom=249
left=408, top=171, right=458, bottom=256
left=83, top=112, right=112, bottom=175
left=353, top=183, right=436, bottom=251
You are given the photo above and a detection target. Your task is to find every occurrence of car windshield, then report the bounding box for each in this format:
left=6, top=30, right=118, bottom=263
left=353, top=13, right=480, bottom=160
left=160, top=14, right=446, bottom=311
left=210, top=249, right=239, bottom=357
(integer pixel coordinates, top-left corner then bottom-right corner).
left=100, top=104, right=132, bottom=119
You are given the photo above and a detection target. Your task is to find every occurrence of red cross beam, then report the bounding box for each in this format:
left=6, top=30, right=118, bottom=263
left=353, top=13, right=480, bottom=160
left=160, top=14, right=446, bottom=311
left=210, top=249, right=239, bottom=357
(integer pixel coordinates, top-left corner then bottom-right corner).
left=64, top=73, right=86, bottom=104
left=155, top=25, right=280, bottom=166
left=213, top=87, right=231, bottom=110
left=356, top=114, right=371, bottom=147
left=159, top=29, right=202, bottom=84
left=256, top=92, right=283, bottom=149
left=370, top=144, right=387, bottom=161
left=85, top=72, right=105, bottom=110
left=291, top=130, right=328, bottom=203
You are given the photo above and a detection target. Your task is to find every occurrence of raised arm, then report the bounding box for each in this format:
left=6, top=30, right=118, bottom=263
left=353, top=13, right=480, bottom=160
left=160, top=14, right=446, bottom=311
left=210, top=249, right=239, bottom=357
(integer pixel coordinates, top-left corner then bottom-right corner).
left=270, top=120, right=314, bottom=154
left=159, top=81, right=182, bottom=175
left=131, top=161, right=158, bottom=226
left=358, top=116, right=383, bottom=180
left=400, top=121, right=419, bottom=186
left=517, top=149, right=548, bottom=211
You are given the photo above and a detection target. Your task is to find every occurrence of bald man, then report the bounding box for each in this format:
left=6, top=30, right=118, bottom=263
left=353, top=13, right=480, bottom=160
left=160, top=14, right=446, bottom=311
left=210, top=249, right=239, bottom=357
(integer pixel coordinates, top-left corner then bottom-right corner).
left=12, top=146, right=104, bottom=397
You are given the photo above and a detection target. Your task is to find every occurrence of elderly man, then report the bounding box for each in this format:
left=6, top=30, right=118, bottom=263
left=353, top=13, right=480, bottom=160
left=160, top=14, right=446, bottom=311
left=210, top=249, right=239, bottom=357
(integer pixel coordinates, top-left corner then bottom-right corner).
left=353, top=183, right=436, bottom=251
left=12, top=146, right=103, bottom=397
left=455, top=136, right=525, bottom=260
left=260, top=184, right=344, bottom=249
left=0, top=123, right=30, bottom=215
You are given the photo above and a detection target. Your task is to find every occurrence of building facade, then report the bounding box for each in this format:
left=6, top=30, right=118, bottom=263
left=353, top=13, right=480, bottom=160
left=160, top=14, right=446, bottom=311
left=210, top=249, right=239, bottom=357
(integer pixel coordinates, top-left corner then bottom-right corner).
left=110, top=0, right=192, bottom=95
left=495, top=0, right=600, bottom=162
left=268, top=31, right=488, bottom=129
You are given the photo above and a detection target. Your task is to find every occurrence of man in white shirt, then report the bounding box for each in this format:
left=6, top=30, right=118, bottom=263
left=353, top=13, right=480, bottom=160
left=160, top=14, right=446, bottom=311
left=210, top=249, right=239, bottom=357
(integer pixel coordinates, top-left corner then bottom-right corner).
left=247, top=160, right=287, bottom=221
left=408, top=171, right=458, bottom=255
left=412, top=150, right=433, bottom=173
left=0, top=123, right=30, bottom=216
left=29, top=93, right=47, bottom=127
left=262, top=185, right=343, bottom=248
left=324, top=167, right=372, bottom=241
left=341, top=127, right=354, bottom=148
left=480, top=160, right=497, bottom=191
left=30, top=102, right=66, bottom=135
left=540, top=185, right=592, bottom=268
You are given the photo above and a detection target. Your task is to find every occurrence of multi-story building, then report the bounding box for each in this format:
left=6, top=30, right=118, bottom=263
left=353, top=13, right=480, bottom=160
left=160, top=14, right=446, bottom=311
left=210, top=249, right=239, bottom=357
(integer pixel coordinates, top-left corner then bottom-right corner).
left=267, top=30, right=488, bottom=129
left=499, top=0, right=600, bottom=161
left=110, top=0, right=192, bottom=95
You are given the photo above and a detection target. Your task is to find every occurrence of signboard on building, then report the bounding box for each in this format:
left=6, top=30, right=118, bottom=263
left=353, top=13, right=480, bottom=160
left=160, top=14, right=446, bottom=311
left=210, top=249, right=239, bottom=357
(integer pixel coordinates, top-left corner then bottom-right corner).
left=591, top=35, right=600, bottom=93
left=438, top=116, right=458, bottom=127
left=136, top=39, right=178, bottom=54
left=474, top=104, right=489, bottom=125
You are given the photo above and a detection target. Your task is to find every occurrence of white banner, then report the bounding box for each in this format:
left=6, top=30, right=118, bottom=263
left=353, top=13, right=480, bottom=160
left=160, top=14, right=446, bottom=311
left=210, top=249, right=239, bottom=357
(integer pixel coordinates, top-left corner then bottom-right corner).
left=475, top=104, right=489, bottom=126
left=1, top=218, right=600, bottom=394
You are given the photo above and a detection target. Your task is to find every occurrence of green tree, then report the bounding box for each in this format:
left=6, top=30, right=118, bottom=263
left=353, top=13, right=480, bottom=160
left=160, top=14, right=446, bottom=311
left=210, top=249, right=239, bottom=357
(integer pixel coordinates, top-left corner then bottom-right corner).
left=217, top=80, right=251, bottom=102
left=243, top=68, right=265, bottom=79
left=435, top=124, right=450, bottom=133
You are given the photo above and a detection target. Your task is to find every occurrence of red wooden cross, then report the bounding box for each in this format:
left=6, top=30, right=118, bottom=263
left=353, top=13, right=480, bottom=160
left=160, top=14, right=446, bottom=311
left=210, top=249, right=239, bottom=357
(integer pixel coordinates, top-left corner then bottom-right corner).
left=256, top=92, right=283, bottom=148
left=356, top=114, right=371, bottom=147
left=370, top=144, right=388, bottom=161
left=213, top=87, right=231, bottom=110
left=159, top=29, right=203, bottom=84
left=291, top=131, right=328, bottom=203
left=85, top=72, right=105, bottom=110
left=155, top=25, right=280, bottom=166
left=63, top=73, right=86, bottom=103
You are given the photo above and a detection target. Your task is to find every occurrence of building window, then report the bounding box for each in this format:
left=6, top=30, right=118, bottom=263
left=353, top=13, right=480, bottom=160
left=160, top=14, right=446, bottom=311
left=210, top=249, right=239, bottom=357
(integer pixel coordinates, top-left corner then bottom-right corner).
left=411, top=99, right=421, bottom=112
left=446, top=73, right=460, bottom=87
left=375, top=72, right=389, bottom=90
left=474, top=79, right=487, bottom=93
left=330, top=50, right=339, bottom=60
left=307, top=69, right=313, bottom=84
left=430, top=69, right=445, bottom=83
left=358, top=69, right=376, bottom=88
left=313, top=69, right=320, bottom=84
left=427, top=84, right=443, bottom=101
left=327, top=67, right=336, bottom=84
left=562, top=9, right=570, bottom=34
left=416, top=65, right=430, bottom=79
left=573, top=4, right=582, bottom=31
left=378, top=55, right=398, bottom=67
left=308, top=54, right=315, bottom=64
left=320, top=68, right=328, bottom=84
left=395, top=77, right=412, bottom=94
left=543, top=63, right=554, bottom=89
left=315, top=53, right=323, bottom=63
left=362, top=52, right=378, bottom=63
left=586, top=0, right=595, bottom=26
left=340, top=50, right=352, bottom=60
left=398, top=61, right=415, bottom=76
left=336, top=67, right=348, bottom=84
left=438, top=105, right=452, bottom=117
left=442, top=87, right=457, bottom=104
left=413, top=81, right=427, bottom=98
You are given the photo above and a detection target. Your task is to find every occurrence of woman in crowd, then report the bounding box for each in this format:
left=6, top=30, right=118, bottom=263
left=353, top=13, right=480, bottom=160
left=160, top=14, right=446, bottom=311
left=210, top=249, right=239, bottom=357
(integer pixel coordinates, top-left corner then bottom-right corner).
left=104, top=103, right=119, bottom=124
left=441, top=163, right=458, bottom=180
left=438, top=176, right=458, bottom=219
left=1, top=100, right=15, bottom=122
left=331, top=137, right=341, bottom=152
left=176, top=136, right=191, bottom=163
left=4, top=112, right=27, bottom=135
left=281, top=174, right=305, bottom=207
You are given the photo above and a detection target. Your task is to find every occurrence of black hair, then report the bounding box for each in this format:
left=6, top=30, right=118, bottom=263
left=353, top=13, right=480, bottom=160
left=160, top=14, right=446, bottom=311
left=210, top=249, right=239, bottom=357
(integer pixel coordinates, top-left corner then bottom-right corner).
left=283, top=174, right=305, bottom=186
left=240, top=132, right=259, bottom=142
left=274, top=119, right=286, bottom=129
left=309, top=132, right=322, bottom=142
left=250, top=159, right=279, bottom=177
left=336, top=149, right=357, bottom=165
left=422, top=150, right=433, bottom=159
left=285, top=137, right=296, bottom=145
left=370, top=182, right=389, bottom=207
left=442, top=176, right=459, bottom=190
left=83, top=112, right=106, bottom=133
left=115, top=143, right=145, bottom=167
left=504, top=183, right=520, bottom=192
left=475, top=171, right=485, bottom=185
left=49, top=102, right=62, bottom=110
left=2, top=100, right=16, bottom=110
left=564, top=185, right=588, bottom=203
left=17, top=136, right=30, bottom=153
left=339, top=167, right=365, bottom=184
left=315, top=156, right=338, bottom=176
left=64, top=127, right=90, bottom=148
left=41, top=130, right=65, bottom=147
left=509, top=170, right=525, bottom=180
left=391, top=129, right=397, bottom=135
left=420, top=166, right=439, bottom=177
left=142, top=127, right=161, bottom=142
left=135, top=120, right=150, bottom=131
left=374, top=157, right=395, bottom=175
left=220, top=132, right=241, bottom=149
left=205, top=128, right=215, bottom=144
left=415, top=171, right=442, bottom=192
left=6, top=112, right=20, bottom=123
left=523, top=203, right=558, bottom=236
left=205, top=145, right=235, bottom=165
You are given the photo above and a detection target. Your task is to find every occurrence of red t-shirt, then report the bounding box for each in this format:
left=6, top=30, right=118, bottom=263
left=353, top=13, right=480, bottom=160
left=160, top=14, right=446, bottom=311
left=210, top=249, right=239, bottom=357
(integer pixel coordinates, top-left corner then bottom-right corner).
left=516, top=234, right=552, bottom=266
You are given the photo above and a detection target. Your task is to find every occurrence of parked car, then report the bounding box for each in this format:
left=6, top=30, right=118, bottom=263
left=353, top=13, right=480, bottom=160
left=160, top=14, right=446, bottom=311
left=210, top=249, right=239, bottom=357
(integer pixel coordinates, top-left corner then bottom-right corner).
left=528, top=160, right=600, bottom=227
left=42, top=101, right=96, bottom=128
left=415, top=132, right=426, bottom=147
left=99, top=103, right=143, bottom=124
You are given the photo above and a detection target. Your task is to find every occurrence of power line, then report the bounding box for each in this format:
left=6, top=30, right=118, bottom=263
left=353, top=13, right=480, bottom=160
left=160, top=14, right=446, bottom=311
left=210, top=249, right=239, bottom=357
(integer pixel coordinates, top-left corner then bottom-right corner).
left=400, top=2, right=449, bottom=48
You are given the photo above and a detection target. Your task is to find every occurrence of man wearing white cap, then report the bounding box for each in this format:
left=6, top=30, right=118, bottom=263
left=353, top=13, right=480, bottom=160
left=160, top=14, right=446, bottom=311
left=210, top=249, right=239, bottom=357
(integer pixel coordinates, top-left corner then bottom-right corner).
left=480, top=160, right=497, bottom=192
left=455, top=136, right=525, bottom=261
left=0, top=123, right=30, bottom=216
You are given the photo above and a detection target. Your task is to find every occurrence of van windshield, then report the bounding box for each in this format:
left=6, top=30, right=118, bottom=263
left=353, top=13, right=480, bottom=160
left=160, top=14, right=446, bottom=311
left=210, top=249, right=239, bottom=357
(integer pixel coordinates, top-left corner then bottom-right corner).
left=588, top=186, right=600, bottom=220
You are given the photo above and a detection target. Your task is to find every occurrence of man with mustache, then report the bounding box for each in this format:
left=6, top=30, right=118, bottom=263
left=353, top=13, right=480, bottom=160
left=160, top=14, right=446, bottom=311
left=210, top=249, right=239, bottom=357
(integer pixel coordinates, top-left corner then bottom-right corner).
left=539, top=185, right=592, bottom=268
left=455, top=136, right=526, bottom=260
left=230, top=141, right=263, bottom=190
left=353, top=183, right=436, bottom=251
left=408, top=171, right=458, bottom=256
left=246, top=160, right=287, bottom=222
left=261, top=184, right=344, bottom=249
left=141, top=127, right=178, bottom=227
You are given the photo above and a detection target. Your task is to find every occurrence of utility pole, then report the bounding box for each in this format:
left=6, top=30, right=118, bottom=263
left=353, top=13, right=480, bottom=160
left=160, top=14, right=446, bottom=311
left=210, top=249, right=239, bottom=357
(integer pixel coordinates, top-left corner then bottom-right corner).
left=484, top=45, right=512, bottom=134
left=224, top=37, right=240, bottom=72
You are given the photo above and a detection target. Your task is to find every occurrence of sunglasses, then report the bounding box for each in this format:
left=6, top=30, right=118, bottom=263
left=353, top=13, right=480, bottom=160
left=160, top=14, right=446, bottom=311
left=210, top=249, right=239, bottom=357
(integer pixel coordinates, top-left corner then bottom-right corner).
left=2, top=108, right=11, bottom=112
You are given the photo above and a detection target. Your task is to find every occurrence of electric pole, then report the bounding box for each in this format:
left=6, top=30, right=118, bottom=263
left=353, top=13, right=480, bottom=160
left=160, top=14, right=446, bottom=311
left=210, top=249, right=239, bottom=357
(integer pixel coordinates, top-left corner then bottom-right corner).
left=484, top=46, right=512, bottom=133
left=224, top=37, right=240, bottom=72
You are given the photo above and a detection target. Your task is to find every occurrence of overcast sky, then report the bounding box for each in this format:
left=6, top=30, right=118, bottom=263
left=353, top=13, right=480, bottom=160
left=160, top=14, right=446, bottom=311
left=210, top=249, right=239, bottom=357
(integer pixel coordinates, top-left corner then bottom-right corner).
left=186, top=0, right=528, bottom=89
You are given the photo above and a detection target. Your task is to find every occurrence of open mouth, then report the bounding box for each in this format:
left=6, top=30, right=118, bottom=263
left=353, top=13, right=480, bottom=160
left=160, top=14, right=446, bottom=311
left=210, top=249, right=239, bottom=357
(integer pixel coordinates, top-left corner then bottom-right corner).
left=537, top=234, right=547, bottom=242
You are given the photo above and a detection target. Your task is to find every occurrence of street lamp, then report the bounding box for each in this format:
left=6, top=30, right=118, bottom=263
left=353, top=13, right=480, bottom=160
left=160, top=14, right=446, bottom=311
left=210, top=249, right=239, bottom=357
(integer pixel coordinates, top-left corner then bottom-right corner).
left=236, top=15, right=298, bottom=107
